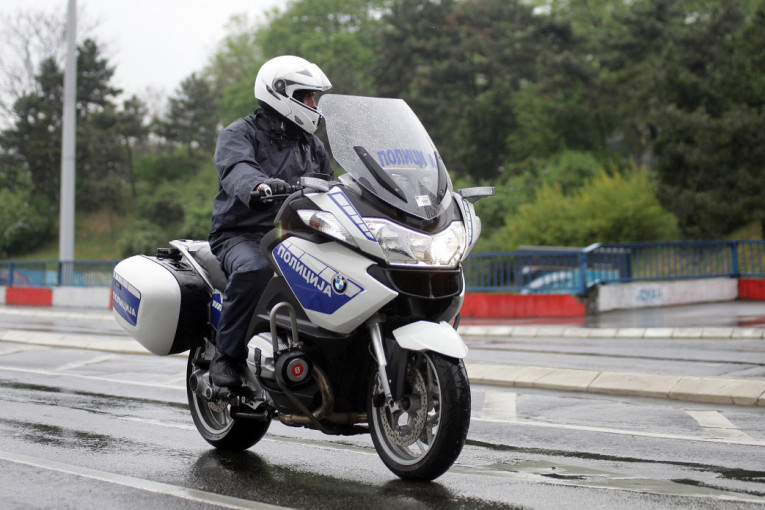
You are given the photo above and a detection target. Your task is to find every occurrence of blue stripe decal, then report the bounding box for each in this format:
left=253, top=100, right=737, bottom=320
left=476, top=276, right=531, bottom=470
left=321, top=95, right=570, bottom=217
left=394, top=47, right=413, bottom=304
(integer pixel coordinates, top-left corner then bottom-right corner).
left=112, top=273, right=141, bottom=326
left=273, top=239, right=363, bottom=315
left=210, top=291, right=222, bottom=329
left=462, top=197, right=474, bottom=246
left=328, top=188, right=376, bottom=242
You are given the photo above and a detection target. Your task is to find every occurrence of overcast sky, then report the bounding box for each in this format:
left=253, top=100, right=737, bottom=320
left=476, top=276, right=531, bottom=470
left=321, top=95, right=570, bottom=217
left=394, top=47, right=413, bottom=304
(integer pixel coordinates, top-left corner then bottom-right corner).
left=2, top=0, right=284, bottom=99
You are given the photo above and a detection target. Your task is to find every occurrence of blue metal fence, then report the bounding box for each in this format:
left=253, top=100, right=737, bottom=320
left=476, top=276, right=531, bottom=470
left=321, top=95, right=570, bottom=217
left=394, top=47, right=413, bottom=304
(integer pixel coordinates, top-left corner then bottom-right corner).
left=463, top=240, right=765, bottom=294
left=0, top=260, right=117, bottom=287
left=2, top=240, right=765, bottom=293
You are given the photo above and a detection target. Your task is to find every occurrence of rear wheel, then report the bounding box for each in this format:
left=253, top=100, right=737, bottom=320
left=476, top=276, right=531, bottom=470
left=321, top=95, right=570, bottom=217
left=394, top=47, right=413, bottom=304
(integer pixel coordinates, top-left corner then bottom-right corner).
left=186, top=344, right=270, bottom=450
left=368, top=351, right=471, bottom=481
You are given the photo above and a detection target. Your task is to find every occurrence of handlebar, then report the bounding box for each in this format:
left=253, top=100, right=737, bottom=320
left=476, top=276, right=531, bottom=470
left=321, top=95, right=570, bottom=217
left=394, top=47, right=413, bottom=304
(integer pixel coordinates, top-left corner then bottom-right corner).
left=249, top=176, right=332, bottom=205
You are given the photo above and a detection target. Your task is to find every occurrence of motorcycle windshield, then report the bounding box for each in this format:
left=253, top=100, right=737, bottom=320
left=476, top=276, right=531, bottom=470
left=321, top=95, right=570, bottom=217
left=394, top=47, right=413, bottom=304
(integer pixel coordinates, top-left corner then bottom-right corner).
left=319, top=94, right=452, bottom=220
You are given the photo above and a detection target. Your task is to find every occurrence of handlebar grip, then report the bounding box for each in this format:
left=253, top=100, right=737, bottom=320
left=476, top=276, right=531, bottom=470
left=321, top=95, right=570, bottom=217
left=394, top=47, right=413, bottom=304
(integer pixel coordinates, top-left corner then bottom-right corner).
left=249, top=184, right=300, bottom=206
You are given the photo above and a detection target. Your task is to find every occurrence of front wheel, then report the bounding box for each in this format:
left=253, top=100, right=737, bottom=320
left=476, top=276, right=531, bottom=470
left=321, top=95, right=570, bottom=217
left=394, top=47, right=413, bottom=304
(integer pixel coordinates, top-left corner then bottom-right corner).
left=186, top=344, right=270, bottom=450
left=368, top=351, right=471, bottom=481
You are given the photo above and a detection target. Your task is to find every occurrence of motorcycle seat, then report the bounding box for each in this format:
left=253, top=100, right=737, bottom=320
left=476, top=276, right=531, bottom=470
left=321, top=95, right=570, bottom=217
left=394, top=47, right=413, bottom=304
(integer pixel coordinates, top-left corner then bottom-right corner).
left=193, top=243, right=228, bottom=292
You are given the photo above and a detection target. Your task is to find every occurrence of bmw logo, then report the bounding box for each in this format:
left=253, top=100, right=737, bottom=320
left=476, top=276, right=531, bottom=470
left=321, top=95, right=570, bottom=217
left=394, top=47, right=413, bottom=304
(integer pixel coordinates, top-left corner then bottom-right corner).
left=332, top=274, right=347, bottom=293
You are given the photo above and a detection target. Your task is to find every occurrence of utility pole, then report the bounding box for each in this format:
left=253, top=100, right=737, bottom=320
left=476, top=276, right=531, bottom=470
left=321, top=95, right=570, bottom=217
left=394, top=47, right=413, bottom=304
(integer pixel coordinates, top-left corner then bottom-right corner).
left=59, top=0, right=76, bottom=261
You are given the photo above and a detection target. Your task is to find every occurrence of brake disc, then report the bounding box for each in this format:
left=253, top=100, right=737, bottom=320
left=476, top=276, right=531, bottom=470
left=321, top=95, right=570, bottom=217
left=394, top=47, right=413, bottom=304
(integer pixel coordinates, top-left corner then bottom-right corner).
left=380, top=366, right=428, bottom=447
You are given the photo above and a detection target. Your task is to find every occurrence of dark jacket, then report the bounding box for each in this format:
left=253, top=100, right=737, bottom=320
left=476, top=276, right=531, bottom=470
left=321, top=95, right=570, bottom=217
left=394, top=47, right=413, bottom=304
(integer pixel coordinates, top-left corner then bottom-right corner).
left=210, top=108, right=333, bottom=253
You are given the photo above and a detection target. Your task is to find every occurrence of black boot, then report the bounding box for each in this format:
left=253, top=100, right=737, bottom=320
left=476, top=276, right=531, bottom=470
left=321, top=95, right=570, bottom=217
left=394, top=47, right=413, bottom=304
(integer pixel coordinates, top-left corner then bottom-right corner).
left=210, top=350, right=244, bottom=389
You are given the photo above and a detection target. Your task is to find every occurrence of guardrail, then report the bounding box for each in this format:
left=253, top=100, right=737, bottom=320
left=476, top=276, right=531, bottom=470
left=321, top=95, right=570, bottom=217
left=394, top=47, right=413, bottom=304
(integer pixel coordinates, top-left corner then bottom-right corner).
left=2, top=240, right=764, bottom=294
left=463, top=240, right=765, bottom=294
left=0, top=260, right=117, bottom=287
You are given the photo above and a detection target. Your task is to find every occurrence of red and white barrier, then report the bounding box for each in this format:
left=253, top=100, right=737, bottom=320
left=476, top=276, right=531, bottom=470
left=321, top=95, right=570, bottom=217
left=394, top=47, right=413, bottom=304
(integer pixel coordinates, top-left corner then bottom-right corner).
left=461, top=293, right=586, bottom=318
left=1, top=279, right=764, bottom=317
left=739, top=279, right=765, bottom=300
left=0, top=286, right=112, bottom=309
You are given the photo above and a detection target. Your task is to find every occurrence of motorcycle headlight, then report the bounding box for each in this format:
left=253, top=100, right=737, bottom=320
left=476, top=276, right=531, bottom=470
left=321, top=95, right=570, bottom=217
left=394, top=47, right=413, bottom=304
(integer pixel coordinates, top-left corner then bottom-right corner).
left=366, top=219, right=466, bottom=267
left=297, top=210, right=358, bottom=247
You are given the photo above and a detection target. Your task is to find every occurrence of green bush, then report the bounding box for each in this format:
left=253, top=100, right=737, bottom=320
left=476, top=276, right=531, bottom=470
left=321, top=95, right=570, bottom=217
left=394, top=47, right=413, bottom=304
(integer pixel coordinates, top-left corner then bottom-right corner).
left=464, top=151, right=610, bottom=250
left=181, top=203, right=213, bottom=240
left=0, top=189, right=54, bottom=258
left=136, top=183, right=186, bottom=228
left=132, top=152, right=199, bottom=184
left=116, top=219, right=166, bottom=257
left=488, top=171, right=678, bottom=250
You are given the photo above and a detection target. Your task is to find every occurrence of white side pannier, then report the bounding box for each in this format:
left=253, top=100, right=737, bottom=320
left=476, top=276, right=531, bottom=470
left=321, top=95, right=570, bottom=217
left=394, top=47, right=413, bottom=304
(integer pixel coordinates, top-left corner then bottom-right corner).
left=112, top=254, right=210, bottom=355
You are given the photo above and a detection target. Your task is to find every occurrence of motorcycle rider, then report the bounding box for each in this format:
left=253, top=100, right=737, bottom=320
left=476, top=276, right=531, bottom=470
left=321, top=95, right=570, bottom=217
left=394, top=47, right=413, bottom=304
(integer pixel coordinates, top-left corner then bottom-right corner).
left=209, top=55, right=333, bottom=389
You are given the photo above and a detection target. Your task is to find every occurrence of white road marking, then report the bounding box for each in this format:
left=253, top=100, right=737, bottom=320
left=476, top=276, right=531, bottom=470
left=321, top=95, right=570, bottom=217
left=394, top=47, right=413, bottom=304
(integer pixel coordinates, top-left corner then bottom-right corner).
left=150, top=371, right=189, bottom=386
left=3, top=364, right=764, bottom=448
left=466, top=461, right=765, bottom=504
left=481, top=390, right=517, bottom=421
left=684, top=409, right=755, bottom=441
left=0, top=449, right=290, bottom=510
left=0, top=308, right=115, bottom=322
left=472, top=416, right=765, bottom=447
left=119, top=416, right=196, bottom=431
left=0, top=346, right=39, bottom=357
left=0, top=364, right=185, bottom=390
left=51, top=354, right=117, bottom=372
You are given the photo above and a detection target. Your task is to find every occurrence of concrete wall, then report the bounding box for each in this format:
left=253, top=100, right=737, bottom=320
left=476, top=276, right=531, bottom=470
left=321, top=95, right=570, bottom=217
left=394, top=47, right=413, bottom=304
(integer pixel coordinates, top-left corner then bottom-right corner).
left=596, top=278, right=738, bottom=313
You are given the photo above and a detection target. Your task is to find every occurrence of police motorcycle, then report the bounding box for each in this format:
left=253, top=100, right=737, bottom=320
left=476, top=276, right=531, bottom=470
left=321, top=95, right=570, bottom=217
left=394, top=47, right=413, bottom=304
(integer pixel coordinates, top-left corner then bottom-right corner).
left=112, top=94, right=493, bottom=481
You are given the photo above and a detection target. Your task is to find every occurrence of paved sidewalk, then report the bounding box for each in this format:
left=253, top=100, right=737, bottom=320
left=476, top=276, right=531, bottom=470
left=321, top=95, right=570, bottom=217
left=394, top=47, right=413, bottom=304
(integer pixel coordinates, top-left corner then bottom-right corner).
left=1, top=303, right=764, bottom=406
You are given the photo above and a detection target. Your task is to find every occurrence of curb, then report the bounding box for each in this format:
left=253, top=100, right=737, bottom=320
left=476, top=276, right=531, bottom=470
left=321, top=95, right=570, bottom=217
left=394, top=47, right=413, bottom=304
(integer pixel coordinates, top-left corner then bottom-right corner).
left=1, top=327, right=763, bottom=407
left=457, top=324, right=765, bottom=339
left=466, top=362, right=765, bottom=407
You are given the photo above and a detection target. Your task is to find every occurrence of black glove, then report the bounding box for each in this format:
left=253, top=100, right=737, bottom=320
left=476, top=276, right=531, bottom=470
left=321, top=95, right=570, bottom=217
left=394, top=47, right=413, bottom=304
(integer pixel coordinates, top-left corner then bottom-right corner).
left=257, top=178, right=290, bottom=196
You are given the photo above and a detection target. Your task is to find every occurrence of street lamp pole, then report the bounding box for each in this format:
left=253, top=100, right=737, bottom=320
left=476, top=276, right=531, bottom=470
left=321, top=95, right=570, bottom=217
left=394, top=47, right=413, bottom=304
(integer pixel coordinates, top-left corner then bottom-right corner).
left=59, top=0, right=77, bottom=262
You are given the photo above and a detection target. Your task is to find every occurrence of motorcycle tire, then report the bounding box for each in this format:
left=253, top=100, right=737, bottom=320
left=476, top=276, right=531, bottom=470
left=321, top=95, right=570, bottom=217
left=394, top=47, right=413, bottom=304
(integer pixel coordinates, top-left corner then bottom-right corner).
left=186, top=345, right=270, bottom=451
left=368, top=350, right=471, bottom=481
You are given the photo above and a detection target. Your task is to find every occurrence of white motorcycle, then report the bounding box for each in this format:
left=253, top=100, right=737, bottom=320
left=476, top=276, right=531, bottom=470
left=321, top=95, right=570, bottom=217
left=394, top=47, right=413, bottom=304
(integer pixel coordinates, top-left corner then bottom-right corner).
left=112, top=94, right=493, bottom=481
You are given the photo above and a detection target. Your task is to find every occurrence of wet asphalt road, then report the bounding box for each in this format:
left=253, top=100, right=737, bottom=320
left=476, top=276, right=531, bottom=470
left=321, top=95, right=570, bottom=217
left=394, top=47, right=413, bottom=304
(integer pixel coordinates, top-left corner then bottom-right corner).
left=1, top=310, right=765, bottom=508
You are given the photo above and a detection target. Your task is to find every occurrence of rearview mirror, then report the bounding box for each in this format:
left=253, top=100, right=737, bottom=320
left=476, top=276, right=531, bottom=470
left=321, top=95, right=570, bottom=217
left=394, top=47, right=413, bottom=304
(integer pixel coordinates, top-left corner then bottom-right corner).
left=457, top=186, right=495, bottom=203
left=299, top=176, right=331, bottom=192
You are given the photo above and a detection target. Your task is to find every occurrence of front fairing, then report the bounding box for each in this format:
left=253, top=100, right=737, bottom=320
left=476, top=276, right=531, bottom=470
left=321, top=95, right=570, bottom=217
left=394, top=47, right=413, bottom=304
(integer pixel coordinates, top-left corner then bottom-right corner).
left=319, top=94, right=453, bottom=221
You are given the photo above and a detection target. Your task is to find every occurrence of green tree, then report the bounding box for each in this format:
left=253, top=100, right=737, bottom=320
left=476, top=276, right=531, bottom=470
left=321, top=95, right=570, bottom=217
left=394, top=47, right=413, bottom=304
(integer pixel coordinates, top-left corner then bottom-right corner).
left=1, top=39, right=125, bottom=204
left=207, top=0, right=389, bottom=124
left=0, top=57, right=63, bottom=204
left=637, top=1, right=765, bottom=237
left=0, top=38, right=144, bottom=246
left=118, top=95, right=150, bottom=198
left=157, top=72, right=219, bottom=159
left=655, top=104, right=765, bottom=238
left=258, top=0, right=389, bottom=94
left=375, top=0, right=604, bottom=179
left=205, top=14, right=266, bottom=124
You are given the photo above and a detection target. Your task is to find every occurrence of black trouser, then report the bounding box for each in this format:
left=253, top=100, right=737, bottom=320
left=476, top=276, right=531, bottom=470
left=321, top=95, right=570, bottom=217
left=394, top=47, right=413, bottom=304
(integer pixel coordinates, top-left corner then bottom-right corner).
left=213, top=235, right=272, bottom=360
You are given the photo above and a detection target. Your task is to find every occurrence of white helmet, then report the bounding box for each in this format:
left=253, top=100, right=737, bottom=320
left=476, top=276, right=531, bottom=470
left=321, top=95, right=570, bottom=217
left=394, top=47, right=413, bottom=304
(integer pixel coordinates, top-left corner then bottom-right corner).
left=254, top=55, right=332, bottom=134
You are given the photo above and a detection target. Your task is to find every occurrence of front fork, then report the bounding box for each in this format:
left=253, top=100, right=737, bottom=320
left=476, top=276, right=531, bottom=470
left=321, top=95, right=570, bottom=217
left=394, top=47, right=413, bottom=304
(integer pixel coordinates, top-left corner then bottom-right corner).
left=368, top=320, right=402, bottom=413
